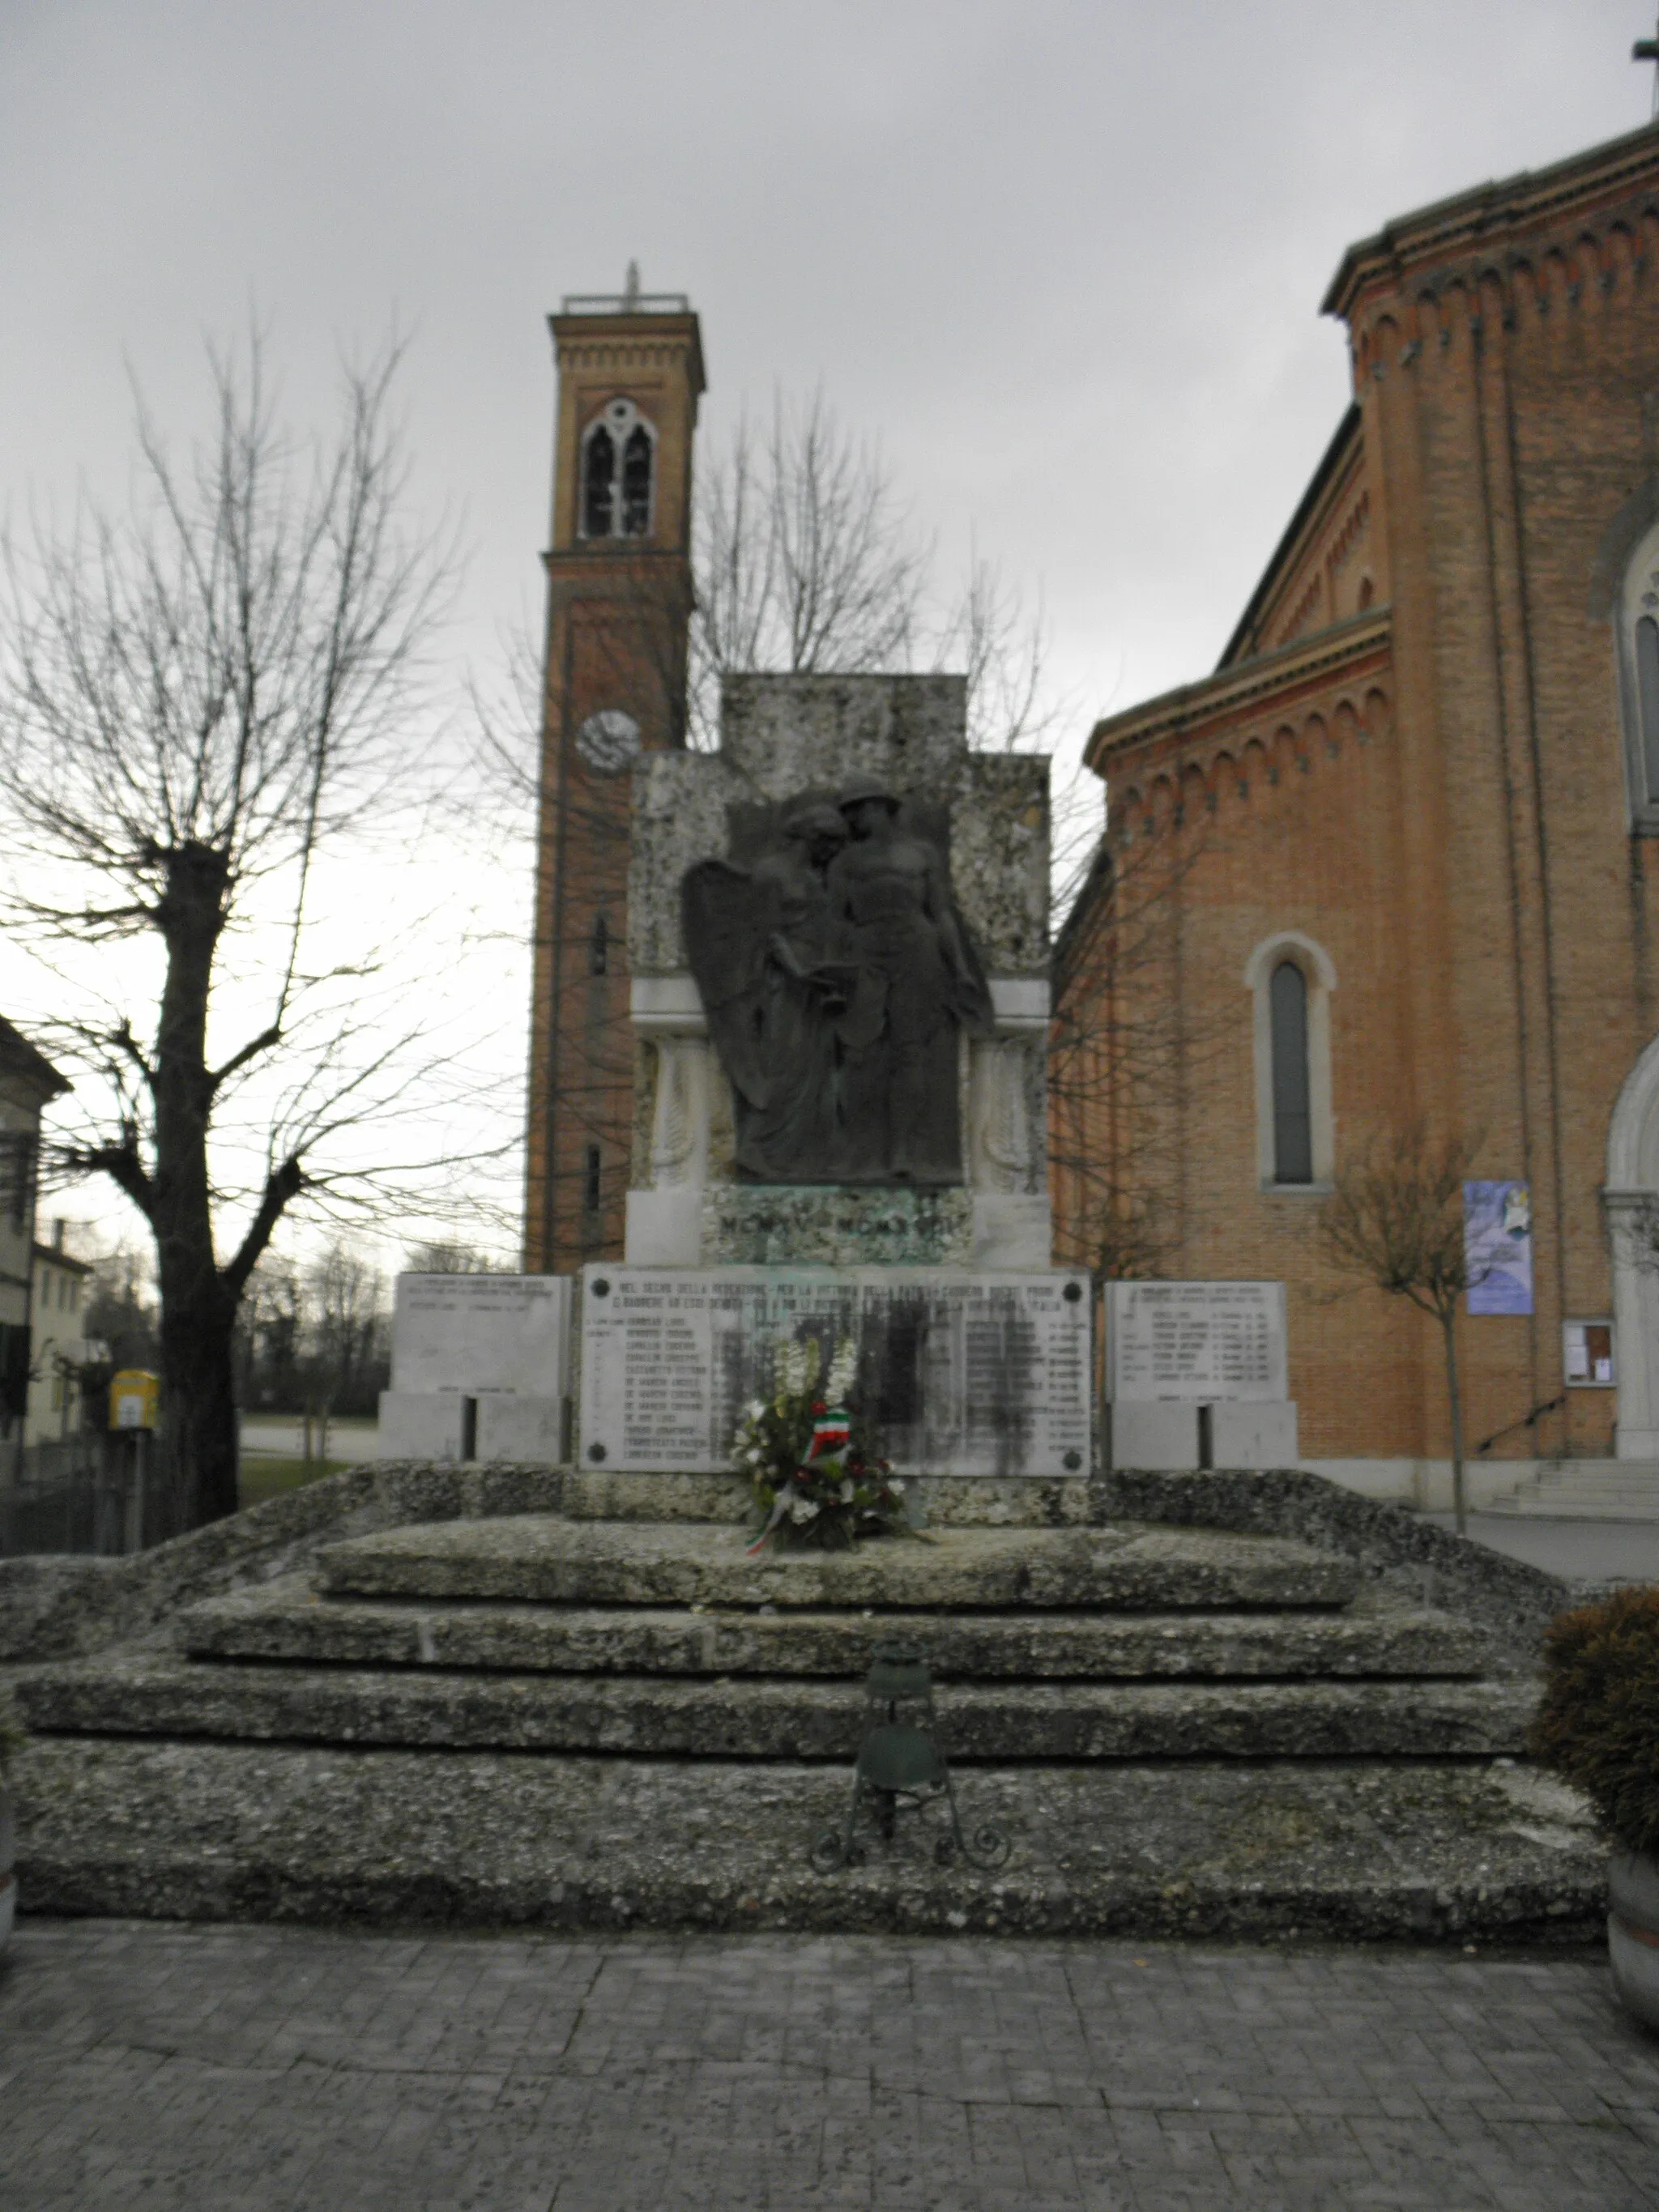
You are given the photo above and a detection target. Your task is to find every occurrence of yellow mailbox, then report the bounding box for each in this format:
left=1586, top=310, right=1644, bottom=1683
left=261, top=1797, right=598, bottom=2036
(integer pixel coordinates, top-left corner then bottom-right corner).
left=109, top=1369, right=160, bottom=1432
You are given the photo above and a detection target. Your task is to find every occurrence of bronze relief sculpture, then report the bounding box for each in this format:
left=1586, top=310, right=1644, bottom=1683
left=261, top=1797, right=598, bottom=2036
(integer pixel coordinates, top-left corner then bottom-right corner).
left=684, top=781, right=993, bottom=1185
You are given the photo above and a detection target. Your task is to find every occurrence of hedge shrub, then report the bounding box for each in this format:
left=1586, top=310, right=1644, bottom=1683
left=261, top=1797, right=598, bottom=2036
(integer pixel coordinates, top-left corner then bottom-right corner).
left=1529, top=1585, right=1659, bottom=1855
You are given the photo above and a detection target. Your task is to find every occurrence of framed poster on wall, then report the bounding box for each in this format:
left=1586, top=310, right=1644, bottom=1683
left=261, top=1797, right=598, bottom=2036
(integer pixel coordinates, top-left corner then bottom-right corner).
left=1464, top=1181, right=1533, bottom=1316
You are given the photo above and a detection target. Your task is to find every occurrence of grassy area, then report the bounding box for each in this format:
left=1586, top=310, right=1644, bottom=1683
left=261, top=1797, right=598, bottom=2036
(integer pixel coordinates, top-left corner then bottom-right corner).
left=237, top=1455, right=354, bottom=1508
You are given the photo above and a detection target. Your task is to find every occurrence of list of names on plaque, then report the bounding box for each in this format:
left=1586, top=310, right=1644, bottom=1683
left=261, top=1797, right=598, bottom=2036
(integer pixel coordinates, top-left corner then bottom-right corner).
left=392, top=1273, right=571, bottom=1396
left=579, top=1267, right=1092, bottom=1475
left=1105, top=1281, right=1286, bottom=1404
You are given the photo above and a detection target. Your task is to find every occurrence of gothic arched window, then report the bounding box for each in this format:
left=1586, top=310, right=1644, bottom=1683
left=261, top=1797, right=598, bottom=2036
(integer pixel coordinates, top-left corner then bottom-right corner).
left=1269, top=961, right=1313, bottom=1185
left=1243, top=932, right=1337, bottom=1192
left=579, top=398, right=655, bottom=539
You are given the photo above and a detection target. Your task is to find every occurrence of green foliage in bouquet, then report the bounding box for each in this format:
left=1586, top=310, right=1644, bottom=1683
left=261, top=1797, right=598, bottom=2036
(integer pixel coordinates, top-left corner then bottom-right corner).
left=1528, top=1584, right=1659, bottom=1855
left=734, top=1333, right=908, bottom=1552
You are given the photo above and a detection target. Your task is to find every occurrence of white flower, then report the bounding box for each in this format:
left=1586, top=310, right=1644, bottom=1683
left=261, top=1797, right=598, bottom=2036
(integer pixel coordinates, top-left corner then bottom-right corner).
left=744, top=1400, right=766, bottom=1422
left=826, top=1336, right=858, bottom=1401
left=839, top=1479, right=854, bottom=1503
left=789, top=1497, right=821, bottom=1524
left=746, top=1447, right=764, bottom=1465
left=889, top=1478, right=906, bottom=1495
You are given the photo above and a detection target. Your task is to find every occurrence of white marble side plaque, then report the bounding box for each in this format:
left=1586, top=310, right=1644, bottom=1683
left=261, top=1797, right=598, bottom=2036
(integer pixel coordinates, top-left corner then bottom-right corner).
left=1105, top=1281, right=1287, bottom=1404
left=578, top=1265, right=1091, bottom=1477
left=390, top=1274, right=572, bottom=1397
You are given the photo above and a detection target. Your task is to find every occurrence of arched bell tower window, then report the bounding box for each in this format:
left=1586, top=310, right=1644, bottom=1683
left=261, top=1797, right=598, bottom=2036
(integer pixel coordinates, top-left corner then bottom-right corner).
left=580, top=397, right=655, bottom=540
left=1616, top=516, right=1659, bottom=829
left=1243, top=931, right=1337, bottom=1192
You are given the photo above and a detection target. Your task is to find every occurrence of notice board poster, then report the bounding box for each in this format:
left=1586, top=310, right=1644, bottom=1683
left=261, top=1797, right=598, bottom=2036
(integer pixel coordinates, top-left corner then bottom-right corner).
left=1464, top=1181, right=1533, bottom=1315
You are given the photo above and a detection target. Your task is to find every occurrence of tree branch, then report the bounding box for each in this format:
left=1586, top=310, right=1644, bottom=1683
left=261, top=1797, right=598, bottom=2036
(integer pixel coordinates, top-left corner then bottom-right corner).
left=222, top=1153, right=305, bottom=1304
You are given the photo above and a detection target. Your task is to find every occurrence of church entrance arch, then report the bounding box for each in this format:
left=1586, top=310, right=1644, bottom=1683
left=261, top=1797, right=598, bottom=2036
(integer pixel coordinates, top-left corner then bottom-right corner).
left=1605, top=1034, right=1659, bottom=1460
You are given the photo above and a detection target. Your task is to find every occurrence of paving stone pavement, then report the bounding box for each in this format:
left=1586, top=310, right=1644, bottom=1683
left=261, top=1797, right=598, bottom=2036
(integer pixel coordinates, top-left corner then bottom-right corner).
left=2, top=1921, right=1658, bottom=2211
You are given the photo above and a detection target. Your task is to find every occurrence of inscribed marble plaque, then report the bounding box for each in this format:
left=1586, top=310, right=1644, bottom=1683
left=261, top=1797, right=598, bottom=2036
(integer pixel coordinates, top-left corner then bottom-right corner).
left=578, top=1265, right=1090, bottom=1476
left=390, top=1274, right=572, bottom=1397
left=1104, top=1281, right=1286, bottom=1404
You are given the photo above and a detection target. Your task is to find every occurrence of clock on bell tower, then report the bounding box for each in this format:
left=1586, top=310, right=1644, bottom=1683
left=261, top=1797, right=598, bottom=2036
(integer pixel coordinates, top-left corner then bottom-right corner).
left=522, top=272, right=705, bottom=1272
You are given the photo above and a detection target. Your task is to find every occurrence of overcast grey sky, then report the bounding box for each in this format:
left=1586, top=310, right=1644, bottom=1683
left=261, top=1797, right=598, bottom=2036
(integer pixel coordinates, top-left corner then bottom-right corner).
left=3, top=0, right=1657, bottom=1261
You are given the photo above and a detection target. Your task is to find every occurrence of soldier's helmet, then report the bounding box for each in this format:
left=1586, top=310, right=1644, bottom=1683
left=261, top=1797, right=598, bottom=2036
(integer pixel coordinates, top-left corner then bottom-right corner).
left=836, top=775, right=902, bottom=816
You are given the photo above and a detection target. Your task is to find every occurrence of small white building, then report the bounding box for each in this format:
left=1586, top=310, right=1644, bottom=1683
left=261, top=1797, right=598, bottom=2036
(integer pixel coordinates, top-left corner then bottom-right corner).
left=0, top=1016, right=69, bottom=1447
left=25, top=1224, right=93, bottom=1445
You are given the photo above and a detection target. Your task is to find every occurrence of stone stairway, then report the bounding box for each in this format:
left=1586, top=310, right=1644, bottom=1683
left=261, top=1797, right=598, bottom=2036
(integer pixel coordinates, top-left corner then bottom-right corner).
left=4, top=1477, right=1603, bottom=1943
left=1483, top=1457, right=1659, bottom=1521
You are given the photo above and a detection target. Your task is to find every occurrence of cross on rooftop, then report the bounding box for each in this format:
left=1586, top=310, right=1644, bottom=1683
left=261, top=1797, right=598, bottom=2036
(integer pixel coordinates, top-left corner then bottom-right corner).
left=1635, top=11, right=1659, bottom=117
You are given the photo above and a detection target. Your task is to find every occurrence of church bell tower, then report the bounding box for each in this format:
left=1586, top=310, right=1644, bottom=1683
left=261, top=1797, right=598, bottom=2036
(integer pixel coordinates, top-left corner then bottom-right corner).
left=522, top=271, right=705, bottom=1272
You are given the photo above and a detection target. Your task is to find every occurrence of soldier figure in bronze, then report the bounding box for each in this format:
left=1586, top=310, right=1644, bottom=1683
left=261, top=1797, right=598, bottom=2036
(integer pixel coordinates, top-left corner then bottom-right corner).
left=683, top=781, right=992, bottom=1186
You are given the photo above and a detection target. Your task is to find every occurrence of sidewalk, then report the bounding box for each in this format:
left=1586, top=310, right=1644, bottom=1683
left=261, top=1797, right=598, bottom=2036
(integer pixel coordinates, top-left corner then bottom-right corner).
left=2, top=1921, right=1657, bottom=2210
left=1423, top=1512, right=1659, bottom=1585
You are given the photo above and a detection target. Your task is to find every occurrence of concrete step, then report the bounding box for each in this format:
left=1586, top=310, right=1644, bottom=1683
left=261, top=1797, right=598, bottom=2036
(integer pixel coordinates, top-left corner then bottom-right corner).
left=1487, top=1495, right=1659, bottom=1521
left=15, top=1653, right=1534, bottom=1760
left=557, top=1472, right=1099, bottom=1527
left=312, top=1517, right=1362, bottom=1613
left=1484, top=1460, right=1659, bottom=1520
left=7, top=1736, right=1604, bottom=1943
left=175, top=1580, right=1489, bottom=1681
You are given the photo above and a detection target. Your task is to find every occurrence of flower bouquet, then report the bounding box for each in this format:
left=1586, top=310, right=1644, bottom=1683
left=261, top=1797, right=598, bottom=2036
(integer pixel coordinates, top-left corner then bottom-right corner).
left=736, top=1333, right=907, bottom=1552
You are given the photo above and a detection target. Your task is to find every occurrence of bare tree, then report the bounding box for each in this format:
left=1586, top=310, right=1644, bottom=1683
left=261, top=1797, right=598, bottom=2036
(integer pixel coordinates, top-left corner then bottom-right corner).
left=1319, top=1123, right=1484, bottom=1533
left=1048, top=778, right=1222, bottom=1285
left=403, top=1238, right=501, bottom=1273
left=685, top=389, right=931, bottom=743
left=0, top=330, right=458, bottom=1532
left=298, top=1238, right=387, bottom=1462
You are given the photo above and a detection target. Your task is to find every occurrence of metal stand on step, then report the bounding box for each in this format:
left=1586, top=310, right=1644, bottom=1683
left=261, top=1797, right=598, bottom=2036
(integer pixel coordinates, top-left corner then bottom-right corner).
left=811, top=1642, right=1010, bottom=1873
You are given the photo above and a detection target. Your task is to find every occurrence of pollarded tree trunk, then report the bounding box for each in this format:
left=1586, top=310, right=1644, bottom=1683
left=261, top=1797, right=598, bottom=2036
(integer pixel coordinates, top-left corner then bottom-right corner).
left=150, top=842, right=239, bottom=1528
left=1439, top=1304, right=1468, bottom=1539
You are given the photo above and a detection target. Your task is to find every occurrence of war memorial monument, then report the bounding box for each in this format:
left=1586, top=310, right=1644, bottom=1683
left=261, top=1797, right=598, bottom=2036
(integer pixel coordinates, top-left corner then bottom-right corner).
left=0, top=670, right=1601, bottom=1946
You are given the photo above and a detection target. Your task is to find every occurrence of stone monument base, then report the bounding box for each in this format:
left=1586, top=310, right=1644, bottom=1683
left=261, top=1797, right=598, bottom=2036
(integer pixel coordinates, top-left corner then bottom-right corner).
left=1106, top=1399, right=1299, bottom=1473
left=378, top=1392, right=569, bottom=1464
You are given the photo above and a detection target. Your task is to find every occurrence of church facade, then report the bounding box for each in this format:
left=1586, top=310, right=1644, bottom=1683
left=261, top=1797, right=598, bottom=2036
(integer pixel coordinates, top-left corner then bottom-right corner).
left=1056, top=118, right=1659, bottom=1502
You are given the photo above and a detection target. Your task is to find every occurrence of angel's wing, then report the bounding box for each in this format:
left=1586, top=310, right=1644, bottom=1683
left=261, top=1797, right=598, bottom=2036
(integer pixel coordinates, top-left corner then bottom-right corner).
left=682, top=859, right=772, bottom=1108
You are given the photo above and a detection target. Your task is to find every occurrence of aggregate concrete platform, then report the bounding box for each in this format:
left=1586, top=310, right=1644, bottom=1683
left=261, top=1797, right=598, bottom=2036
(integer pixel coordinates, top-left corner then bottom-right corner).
left=174, top=1577, right=1489, bottom=1679
left=313, top=1515, right=1363, bottom=1611
left=9, top=1737, right=1605, bottom=1943
left=15, top=1652, right=1532, bottom=1759
left=2, top=1477, right=1593, bottom=1945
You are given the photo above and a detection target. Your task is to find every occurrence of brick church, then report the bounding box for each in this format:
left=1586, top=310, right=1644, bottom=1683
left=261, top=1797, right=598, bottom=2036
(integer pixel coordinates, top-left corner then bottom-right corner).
left=1056, top=116, right=1659, bottom=1504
